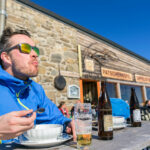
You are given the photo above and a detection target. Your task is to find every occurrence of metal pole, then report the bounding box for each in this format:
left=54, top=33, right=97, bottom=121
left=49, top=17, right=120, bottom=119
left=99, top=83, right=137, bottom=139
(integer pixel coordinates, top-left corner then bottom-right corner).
left=0, top=0, right=7, bottom=36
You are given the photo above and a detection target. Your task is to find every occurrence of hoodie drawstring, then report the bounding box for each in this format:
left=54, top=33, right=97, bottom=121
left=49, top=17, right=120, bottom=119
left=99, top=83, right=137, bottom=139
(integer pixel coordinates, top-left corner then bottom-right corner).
left=16, top=84, right=30, bottom=110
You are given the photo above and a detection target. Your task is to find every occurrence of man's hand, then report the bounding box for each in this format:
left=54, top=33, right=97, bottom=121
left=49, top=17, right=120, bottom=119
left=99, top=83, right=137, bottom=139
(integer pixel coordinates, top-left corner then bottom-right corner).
left=65, top=120, right=76, bottom=141
left=0, top=110, right=36, bottom=140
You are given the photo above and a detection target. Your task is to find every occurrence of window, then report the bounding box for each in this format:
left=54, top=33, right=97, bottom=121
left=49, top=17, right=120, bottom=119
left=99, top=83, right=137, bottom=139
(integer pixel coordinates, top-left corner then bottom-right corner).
left=146, top=87, right=150, bottom=100
left=106, top=82, right=117, bottom=98
left=120, top=84, right=143, bottom=104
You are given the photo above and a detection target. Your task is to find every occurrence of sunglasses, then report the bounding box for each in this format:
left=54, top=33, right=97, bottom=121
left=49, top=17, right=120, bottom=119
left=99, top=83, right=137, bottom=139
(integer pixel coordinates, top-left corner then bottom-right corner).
left=4, top=43, right=39, bottom=56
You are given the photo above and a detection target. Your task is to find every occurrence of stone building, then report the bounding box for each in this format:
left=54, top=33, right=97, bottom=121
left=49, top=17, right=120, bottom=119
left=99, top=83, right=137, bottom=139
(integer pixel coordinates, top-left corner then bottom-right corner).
left=0, top=0, right=150, bottom=109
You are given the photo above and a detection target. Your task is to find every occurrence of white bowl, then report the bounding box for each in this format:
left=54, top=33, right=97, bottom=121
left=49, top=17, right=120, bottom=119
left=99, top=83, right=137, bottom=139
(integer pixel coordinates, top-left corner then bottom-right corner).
left=113, top=116, right=126, bottom=129
left=113, top=116, right=125, bottom=124
left=22, top=124, right=63, bottom=141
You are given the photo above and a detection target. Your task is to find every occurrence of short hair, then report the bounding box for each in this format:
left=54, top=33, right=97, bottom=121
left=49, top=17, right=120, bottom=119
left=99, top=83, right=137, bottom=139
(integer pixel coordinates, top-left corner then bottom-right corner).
left=144, top=100, right=150, bottom=106
left=0, top=27, right=31, bottom=67
left=58, top=101, right=65, bottom=109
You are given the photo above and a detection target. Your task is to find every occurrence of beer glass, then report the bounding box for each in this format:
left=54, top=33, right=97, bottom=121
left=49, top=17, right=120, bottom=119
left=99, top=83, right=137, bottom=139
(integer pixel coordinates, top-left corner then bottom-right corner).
left=74, top=103, right=92, bottom=150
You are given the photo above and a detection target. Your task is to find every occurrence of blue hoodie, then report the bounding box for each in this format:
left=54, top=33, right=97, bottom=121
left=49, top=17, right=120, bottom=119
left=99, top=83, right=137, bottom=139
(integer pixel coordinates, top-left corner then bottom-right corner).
left=0, top=65, right=71, bottom=143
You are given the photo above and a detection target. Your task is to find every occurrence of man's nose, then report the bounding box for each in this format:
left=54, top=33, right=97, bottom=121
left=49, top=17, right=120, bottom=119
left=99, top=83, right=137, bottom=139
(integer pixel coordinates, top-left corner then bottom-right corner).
left=30, top=49, right=38, bottom=57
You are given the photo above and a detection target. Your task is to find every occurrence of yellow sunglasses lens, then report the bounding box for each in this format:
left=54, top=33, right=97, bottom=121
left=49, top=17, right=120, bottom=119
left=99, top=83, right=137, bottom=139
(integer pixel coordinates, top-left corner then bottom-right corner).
left=21, top=44, right=31, bottom=53
left=20, top=44, right=39, bottom=56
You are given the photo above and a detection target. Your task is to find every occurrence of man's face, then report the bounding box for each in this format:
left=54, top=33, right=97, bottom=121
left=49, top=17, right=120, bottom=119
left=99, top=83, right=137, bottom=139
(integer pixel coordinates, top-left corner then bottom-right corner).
left=8, top=34, right=39, bottom=80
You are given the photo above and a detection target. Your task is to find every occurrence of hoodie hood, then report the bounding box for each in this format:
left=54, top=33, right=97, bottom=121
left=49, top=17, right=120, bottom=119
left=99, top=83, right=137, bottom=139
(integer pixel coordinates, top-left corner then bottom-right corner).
left=0, top=65, right=32, bottom=95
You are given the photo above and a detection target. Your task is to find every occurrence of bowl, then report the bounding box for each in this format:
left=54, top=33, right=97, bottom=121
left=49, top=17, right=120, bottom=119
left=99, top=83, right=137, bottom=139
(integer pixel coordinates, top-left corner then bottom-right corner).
left=22, top=124, right=63, bottom=141
left=113, top=116, right=126, bottom=129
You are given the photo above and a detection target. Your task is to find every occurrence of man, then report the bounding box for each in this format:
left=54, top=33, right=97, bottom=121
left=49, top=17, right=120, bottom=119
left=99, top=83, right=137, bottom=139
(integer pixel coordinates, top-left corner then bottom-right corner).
left=0, top=110, right=36, bottom=141
left=0, top=27, right=76, bottom=143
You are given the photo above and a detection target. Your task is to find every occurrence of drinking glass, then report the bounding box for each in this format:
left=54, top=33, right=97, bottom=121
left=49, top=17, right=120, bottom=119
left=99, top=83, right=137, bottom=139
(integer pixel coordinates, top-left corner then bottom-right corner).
left=74, top=103, right=92, bottom=150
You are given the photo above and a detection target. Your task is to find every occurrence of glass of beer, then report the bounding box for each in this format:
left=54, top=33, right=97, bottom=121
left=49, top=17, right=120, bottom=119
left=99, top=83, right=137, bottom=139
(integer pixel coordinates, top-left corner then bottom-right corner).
left=74, top=103, right=92, bottom=150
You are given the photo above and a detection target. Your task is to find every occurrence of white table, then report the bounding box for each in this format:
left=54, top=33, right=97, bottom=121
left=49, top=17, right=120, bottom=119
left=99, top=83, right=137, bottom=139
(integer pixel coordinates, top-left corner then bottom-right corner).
left=0, top=121, right=150, bottom=150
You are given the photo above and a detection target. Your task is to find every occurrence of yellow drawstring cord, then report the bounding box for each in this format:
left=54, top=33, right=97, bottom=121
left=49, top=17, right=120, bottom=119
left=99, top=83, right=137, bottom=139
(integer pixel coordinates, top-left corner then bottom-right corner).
left=16, top=93, right=29, bottom=110
left=16, top=84, right=30, bottom=110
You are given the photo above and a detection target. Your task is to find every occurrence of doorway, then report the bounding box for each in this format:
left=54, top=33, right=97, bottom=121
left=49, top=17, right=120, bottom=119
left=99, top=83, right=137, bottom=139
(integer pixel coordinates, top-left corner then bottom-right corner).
left=83, top=81, right=98, bottom=105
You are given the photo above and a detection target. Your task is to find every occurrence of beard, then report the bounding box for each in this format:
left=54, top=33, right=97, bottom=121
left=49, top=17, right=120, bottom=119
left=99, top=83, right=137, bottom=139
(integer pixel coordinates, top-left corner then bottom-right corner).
left=11, top=60, right=38, bottom=80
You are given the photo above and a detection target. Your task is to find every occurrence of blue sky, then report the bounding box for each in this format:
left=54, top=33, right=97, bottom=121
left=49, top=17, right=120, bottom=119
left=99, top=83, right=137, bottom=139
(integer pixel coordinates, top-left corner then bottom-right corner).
left=31, top=0, right=150, bottom=60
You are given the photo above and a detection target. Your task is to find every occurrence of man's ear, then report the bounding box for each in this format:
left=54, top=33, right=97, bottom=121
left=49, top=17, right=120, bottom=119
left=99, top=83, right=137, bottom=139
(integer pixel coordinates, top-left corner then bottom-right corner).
left=0, top=52, right=12, bottom=67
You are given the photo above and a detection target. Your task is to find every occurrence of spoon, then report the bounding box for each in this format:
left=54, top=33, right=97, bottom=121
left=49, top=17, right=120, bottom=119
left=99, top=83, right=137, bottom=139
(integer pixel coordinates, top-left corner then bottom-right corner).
left=34, top=108, right=45, bottom=114
left=26, top=108, right=45, bottom=117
